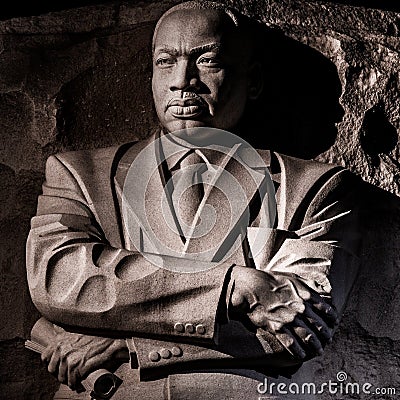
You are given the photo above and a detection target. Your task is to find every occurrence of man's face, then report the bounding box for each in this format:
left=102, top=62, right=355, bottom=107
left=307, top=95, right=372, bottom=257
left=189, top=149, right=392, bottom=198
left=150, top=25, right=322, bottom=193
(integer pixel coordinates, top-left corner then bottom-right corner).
left=152, top=9, right=254, bottom=133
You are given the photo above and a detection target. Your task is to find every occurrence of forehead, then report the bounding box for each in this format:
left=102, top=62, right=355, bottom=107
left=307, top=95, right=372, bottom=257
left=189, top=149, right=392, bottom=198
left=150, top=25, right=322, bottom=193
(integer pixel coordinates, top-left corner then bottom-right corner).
left=153, top=9, right=236, bottom=51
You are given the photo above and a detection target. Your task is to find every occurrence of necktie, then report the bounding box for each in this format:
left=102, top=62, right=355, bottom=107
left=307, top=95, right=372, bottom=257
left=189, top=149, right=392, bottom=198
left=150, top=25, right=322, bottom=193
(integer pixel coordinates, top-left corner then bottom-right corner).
left=172, top=151, right=207, bottom=239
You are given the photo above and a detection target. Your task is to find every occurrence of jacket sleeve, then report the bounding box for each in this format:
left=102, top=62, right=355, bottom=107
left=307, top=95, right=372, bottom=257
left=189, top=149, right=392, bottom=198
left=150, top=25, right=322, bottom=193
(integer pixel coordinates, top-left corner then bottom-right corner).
left=263, top=167, right=361, bottom=315
left=129, top=322, right=298, bottom=381
left=26, top=154, right=232, bottom=343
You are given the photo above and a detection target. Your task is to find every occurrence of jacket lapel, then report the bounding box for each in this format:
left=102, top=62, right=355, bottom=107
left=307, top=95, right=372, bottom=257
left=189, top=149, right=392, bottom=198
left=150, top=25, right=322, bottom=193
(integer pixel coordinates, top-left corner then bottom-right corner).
left=114, top=134, right=186, bottom=256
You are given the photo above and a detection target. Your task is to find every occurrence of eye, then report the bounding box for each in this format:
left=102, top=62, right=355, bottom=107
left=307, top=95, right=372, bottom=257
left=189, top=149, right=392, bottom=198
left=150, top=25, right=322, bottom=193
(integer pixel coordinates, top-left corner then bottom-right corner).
left=155, top=56, right=176, bottom=68
left=197, top=56, right=221, bottom=68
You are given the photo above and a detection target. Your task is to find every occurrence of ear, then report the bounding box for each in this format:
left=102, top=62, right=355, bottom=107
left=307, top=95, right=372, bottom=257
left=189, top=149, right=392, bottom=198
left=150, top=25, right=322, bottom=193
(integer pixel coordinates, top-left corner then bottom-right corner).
left=247, top=62, right=264, bottom=100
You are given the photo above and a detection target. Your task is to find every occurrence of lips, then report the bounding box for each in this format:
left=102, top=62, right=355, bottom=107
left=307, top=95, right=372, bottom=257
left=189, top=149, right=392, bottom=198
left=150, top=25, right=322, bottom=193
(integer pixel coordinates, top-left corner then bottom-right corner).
left=167, top=94, right=206, bottom=118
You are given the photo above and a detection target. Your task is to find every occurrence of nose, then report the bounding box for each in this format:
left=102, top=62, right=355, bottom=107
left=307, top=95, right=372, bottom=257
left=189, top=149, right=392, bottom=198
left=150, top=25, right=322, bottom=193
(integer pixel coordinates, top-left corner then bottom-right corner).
left=169, top=59, right=199, bottom=92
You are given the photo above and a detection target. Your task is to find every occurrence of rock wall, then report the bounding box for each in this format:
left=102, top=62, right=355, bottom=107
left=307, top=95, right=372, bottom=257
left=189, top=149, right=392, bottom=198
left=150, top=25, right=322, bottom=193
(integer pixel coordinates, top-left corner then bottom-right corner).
left=0, top=1, right=398, bottom=398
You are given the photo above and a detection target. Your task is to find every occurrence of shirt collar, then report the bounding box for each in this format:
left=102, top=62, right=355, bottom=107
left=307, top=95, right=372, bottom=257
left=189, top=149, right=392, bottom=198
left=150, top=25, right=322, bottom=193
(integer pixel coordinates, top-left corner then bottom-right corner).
left=159, top=131, right=216, bottom=171
left=157, top=129, right=271, bottom=172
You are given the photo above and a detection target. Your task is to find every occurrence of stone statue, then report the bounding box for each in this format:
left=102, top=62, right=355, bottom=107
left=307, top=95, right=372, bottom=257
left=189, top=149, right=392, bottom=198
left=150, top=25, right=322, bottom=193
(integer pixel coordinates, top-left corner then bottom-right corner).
left=26, top=2, right=361, bottom=399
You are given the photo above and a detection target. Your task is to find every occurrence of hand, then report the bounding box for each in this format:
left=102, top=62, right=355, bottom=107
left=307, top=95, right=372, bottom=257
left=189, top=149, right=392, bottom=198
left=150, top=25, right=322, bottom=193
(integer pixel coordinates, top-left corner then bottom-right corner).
left=41, top=331, right=128, bottom=391
left=228, top=266, right=338, bottom=359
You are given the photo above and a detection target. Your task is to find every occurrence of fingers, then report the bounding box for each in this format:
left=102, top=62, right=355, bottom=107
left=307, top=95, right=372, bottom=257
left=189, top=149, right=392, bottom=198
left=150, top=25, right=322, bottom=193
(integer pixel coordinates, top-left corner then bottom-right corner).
left=41, top=347, right=52, bottom=364
left=57, top=356, right=68, bottom=384
left=68, top=343, right=121, bottom=386
left=276, top=325, right=321, bottom=360
left=248, top=297, right=306, bottom=330
left=47, top=349, right=71, bottom=388
left=303, top=303, right=334, bottom=343
left=67, top=361, right=81, bottom=390
left=49, top=354, right=81, bottom=390
left=47, top=349, right=61, bottom=375
left=41, top=346, right=79, bottom=390
left=276, top=310, right=333, bottom=360
left=248, top=304, right=270, bottom=328
left=292, top=318, right=324, bottom=356
left=276, top=328, right=306, bottom=360
left=308, top=292, right=339, bottom=326
left=293, top=279, right=339, bottom=326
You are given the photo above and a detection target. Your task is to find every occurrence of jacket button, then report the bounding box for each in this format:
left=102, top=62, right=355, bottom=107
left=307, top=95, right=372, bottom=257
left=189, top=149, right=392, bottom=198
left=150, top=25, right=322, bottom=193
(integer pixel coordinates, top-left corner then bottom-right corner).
left=171, top=346, right=182, bottom=357
left=185, top=323, right=195, bottom=334
left=149, top=351, right=160, bottom=362
left=174, top=322, right=185, bottom=333
left=196, top=324, right=206, bottom=334
left=160, top=348, right=172, bottom=359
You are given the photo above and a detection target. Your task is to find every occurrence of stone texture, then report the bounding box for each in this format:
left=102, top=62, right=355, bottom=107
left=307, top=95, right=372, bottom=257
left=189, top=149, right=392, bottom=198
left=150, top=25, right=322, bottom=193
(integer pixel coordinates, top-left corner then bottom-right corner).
left=0, top=4, right=117, bottom=34
left=221, top=0, right=400, bottom=195
left=0, top=0, right=399, bottom=398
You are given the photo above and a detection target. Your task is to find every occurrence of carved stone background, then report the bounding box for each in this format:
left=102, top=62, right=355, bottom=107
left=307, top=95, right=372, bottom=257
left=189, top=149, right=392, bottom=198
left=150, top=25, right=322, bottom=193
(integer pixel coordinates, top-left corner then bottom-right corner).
left=0, top=0, right=399, bottom=398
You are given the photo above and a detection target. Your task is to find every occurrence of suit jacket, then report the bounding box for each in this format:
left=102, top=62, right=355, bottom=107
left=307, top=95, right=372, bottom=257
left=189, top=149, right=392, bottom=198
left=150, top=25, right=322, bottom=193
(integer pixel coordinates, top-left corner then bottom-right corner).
left=26, top=135, right=360, bottom=399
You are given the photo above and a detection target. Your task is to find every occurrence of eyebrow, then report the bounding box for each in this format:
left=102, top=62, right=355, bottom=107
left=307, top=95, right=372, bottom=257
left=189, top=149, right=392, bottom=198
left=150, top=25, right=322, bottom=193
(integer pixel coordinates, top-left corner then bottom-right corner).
left=153, top=46, right=179, bottom=56
left=189, top=43, right=221, bottom=55
left=153, top=43, right=221, bottom=56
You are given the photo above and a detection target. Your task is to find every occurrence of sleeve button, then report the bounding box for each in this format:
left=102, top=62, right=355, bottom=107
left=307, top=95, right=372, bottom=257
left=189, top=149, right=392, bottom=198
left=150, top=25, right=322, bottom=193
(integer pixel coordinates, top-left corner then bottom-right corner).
left=171, top=346, right=182, bottom=357
left=160, top=348, right=172, bottom=359
left=196, top=324, right=206, bottom=334
left=185, top=323, right=195, bottom=334
left=149, top=351, right=160, bottom=362
left=174, top=322, right=185, bottom=333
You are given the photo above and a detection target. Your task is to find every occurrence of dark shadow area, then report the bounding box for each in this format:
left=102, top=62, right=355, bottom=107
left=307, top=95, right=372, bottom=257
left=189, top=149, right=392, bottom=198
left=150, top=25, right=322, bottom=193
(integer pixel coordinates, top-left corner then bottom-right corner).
left=242, top=27, right=344, bottom=159
left=0, top=339, right=60, bottom=399
left=360, top=101, right=398, bottom=167
left=355, top=181, right=400, bottom=338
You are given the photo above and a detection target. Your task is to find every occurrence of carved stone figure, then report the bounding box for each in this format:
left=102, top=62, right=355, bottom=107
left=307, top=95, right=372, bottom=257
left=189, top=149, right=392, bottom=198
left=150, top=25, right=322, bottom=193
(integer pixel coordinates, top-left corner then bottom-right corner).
left=26, top=2, right=361, bottom=399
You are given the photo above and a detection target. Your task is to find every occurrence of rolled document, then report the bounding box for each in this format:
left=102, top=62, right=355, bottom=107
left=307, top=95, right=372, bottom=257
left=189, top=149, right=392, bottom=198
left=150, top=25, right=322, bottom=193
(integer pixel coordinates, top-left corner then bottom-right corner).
left=25, top=318, right=122, bottom=400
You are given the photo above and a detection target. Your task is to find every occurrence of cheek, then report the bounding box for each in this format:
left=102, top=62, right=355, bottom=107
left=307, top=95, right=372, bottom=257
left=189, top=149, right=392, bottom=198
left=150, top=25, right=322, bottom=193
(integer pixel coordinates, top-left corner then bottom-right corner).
left=213, top=74, right=247, bottom=114
left=215, top=74, right=249, bottom=127
left=200, top=71, right=225, bottom=102
left=152, top=72, right=167, bottom=105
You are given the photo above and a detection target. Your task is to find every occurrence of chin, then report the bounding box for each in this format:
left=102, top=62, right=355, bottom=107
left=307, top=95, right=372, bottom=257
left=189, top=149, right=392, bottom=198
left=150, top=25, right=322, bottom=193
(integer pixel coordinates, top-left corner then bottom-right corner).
left=164, top=119, right=212, bottom=133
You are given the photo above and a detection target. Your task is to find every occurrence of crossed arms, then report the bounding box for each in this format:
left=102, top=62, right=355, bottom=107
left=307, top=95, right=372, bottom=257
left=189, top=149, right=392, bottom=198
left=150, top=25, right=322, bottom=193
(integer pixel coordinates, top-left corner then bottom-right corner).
left=26, top=151, right=360, bottom=388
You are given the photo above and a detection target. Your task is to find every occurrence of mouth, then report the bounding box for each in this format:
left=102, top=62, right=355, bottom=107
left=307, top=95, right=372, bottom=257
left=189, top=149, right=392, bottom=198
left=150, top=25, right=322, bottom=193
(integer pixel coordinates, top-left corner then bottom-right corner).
left=167, top=93, right=207, bottom=119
